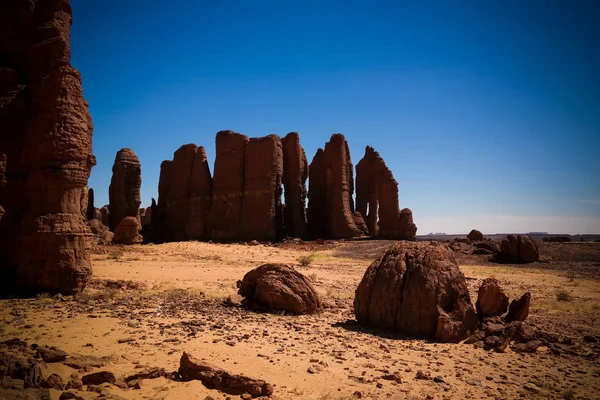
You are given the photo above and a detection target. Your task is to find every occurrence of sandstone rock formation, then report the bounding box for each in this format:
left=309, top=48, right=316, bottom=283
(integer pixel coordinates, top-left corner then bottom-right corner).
left=100, top=206, right=110, bottom=228
left=476, top=278, right=509, bottom=317
left=165, top=144, right=196, bottom=241
left=281, top=132, right=309, bottom=239
left=354, top=242, right=477, bottom=342
left=307, top=134, right=361, bottom=239
left=108, top=148, right=141, bottom=231
left=88, top=219, right=113, bottom=244
left=355, top=146, right=417, bottom=240
left=141, top=206, right=152, bottom=227
left=240, top=135, right=283, bottom=241
left=112, top=216, right=142, bottom=245
left=495, top=235, right=539, bottom=263
left=154, top=144, right=213, bottom=242
left=0, top=0, right=95, bottom=294
left=207, top=131, right=249, bottom=241
left=505, top=292, right=531, bottom=322
left=467, top=229, right=484, bottom=242
left=237, top=264, right=322, bottom=314
left=179, top=352, right=273, bottom=397
left=352, top=211, right=369, bottom=236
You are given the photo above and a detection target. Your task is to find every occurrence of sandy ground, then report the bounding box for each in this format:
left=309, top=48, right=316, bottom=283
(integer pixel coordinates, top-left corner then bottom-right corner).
left=1, top=240, right=599, bottom=399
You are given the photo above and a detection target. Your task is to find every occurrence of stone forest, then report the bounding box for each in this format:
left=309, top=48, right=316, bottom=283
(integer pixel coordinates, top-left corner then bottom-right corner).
left=0, top=1, right=598, bottom=400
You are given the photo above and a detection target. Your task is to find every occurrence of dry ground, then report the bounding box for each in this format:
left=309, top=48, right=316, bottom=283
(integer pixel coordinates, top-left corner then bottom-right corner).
left=1, top=240, right=599, bottom=399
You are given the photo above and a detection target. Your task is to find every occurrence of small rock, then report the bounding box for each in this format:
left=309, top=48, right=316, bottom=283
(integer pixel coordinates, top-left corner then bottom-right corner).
left=523, top=382, right=541, bottom=394
left=82, top=371, right=116, bottom=385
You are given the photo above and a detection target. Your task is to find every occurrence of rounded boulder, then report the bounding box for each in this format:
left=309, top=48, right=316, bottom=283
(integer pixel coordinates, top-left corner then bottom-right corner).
left=354, top=241, right=477, bottom=342
left=237, top=264, right=322, bottom=314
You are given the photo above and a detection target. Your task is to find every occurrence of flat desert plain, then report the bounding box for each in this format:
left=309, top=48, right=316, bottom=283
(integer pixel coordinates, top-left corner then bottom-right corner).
left=1, top=240, right=599, bottom=400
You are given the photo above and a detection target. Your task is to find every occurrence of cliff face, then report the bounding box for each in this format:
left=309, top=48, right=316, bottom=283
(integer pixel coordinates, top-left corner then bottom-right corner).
left=0, top=0, right=95, bottom=294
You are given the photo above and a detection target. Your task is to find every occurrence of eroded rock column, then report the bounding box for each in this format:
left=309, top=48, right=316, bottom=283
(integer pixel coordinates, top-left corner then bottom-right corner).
left=0, top=0, right=95, bottom=294
left=282, top=132, right=308, bottom=239
left=108, top=148, right=141, bottom=232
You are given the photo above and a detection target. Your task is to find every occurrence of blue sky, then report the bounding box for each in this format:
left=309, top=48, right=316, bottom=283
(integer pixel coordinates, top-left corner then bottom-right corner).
left=71, top=0, right=600, bottom=234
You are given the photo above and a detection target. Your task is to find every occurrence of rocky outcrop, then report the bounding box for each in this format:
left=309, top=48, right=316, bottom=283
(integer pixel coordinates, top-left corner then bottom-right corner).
left=88, top=219, right=113, bottom=244
left=476, top=278, right=509, bottom=317
left=307, top=134, right=361, bottom=239
left=108, top=148, right=141, bottom=231
left=112, top=216, right=142, bottom=245
left=495, top=235, right=539, bottom=263
left=165, top=144, right=202, bottom=241
left=187, top=147, right=212, bottom=240
left=207, top=131, right=249, bottom=241
left=239, top=135, right=283, bottom=241
left=505, top=292, right=531, bottom=322
left=179, top=352, right=273, bottom=397
left=154, top=144, right=213, bottom=242
left=141, top=206, right=152, bottom=227
left=355, top=146, right=417, bottom=240
left=237, top=264, right=322, bottom=314
left=100, top=206, right=110, bottom=228
left=281, top=132, right=309, bottom=239
left=352, top=211, right=369, bottom=236
left=0, top=0, right=95, bottom=294
left=467, top=229, right=484, bottom=242
left=354, top=242, right=477, bottom=342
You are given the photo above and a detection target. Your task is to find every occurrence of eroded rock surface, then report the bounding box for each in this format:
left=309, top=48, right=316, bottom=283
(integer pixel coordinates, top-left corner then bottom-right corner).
left=476, top=278, right=509, bottom=317
left=467, top=229, right=484, bottom=242
left=207, top=131, right=249, bottom=241
left=495, top=235, right=539, bottom=263
left=505, top=292, right=531, bottom=322
left=307, top=134, right=361, bottom=239
left=240, top=135, right=284, bottom=241
left=108, top=148, right=141, bottom=232
left=237, top=264, right=322, bottom=314
left=179, top=352, right=273, bottom=397
left=354, top=242, right=477, bottom=342
left=355, top=146, right=417, bottom=240
left=0, top=0, right=95, bottom=294
left=281, top=132, right=309, bottom=239
left=112, top=217, right=142, bottom=245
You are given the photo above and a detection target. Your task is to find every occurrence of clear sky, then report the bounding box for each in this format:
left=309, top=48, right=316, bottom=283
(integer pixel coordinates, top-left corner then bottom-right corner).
left=70, top=0, right=600, bottom=234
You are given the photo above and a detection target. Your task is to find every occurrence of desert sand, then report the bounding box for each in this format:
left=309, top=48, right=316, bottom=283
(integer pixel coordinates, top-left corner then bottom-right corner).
left=1, top=240, right=599, bottom=400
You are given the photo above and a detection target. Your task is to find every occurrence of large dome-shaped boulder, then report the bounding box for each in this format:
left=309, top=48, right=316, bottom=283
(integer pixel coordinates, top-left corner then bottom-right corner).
left=495, top=235, right=539, bottom=263
left=237, top=264, right=322, bottom=314
left=112, top=217, right=142, bottom=245
left=476, top=278, right=509, bottom=317
left=467, top=229, right=484, bottom=242
left=354, top=242, right=477, bottom=342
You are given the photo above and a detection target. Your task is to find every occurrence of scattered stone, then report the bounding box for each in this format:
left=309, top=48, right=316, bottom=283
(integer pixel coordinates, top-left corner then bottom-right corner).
left=40, top=374, right=64, bottom=390
left=81, top=371, right=116, bottom=385
left=36, top=347, right=67, bottom=363
left=179, top=352, right=273, bottom=397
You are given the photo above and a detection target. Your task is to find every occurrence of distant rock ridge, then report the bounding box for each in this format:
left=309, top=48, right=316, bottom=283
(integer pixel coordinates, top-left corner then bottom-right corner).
left=147, top=131, right=416, bottom=243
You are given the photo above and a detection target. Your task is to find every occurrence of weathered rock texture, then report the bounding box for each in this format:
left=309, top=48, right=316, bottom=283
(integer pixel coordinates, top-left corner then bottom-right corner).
left=153, top=145, right=214, bottom=242
left=476, top=278, right=509, bottom=317
left=495, top=235, right=539, bottom=263
left=354, top=242, right=477, bottom=342
left=108, top=148, right=141, bottom=231
left=207, top=131, right=249, bottom=241
left=237, top=264, right=322, bottom=314
left=0, top=0, right=95, bottom=294
left=467, top=229, right=484, bottom=242
left=179, top=352, right=273, bottom=397
left=239, top=135, right=283, bottom=241
left=307, top=134, right=361, bottom=239
left=100, top=205, right=110, bottom=227
left=112, top=216, right=142, bottom=245
left=355, top=146, right=417, bottom=240
left=281, top=132, right=308, bottom=239
left=505, top=292, right=531, bottom=322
